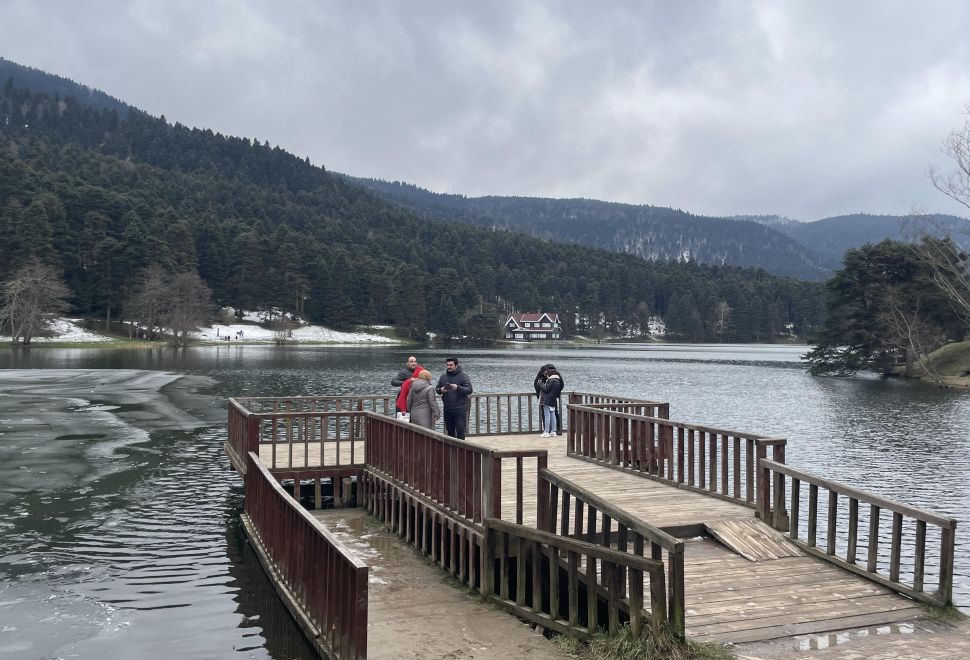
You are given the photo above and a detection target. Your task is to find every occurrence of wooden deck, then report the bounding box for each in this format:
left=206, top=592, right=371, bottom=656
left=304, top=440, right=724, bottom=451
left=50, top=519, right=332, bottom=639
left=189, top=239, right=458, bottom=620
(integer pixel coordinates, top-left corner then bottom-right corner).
left=311, top=507, right=567, bottom=659
left=464, top=433, right=923, bottom=644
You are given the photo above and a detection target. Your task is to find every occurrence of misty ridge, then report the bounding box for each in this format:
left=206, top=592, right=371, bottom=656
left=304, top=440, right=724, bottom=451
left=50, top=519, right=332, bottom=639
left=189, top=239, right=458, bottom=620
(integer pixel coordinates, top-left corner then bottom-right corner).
left=341, top=176, right=970, bottom=282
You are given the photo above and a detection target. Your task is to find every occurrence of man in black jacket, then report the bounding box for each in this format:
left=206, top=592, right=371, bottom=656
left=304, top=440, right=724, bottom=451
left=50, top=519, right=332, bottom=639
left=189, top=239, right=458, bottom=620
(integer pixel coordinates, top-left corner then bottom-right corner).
left=436, top=357, right=473, bottom=439
left=391, top=356, right=418, bottom=413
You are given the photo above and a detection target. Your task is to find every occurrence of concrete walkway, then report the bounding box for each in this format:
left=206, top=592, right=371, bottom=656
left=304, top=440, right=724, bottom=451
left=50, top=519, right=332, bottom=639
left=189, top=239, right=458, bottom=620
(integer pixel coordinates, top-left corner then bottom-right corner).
left=313, top=508, right=567, bottom=660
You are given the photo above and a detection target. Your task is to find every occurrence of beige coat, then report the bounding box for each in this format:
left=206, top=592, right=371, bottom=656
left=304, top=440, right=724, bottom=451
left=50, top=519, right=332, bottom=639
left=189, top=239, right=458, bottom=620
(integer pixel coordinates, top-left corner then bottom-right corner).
left=407, top=378, right=440, bottom=429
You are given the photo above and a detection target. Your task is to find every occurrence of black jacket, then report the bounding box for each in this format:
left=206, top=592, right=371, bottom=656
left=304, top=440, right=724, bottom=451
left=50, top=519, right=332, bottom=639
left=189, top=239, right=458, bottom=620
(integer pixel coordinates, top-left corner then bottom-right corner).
left=435, top=366, right=473, bottom=410
left=391, top=368, right=412, bottom=388
left=539, top=374, right=563, bottom=406
left=535, top=369, right=565, bottom=398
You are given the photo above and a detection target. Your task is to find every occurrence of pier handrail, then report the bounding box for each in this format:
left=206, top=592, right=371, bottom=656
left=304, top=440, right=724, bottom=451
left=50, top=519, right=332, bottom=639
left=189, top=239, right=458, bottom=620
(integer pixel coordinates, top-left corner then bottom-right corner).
left=758, top=458, right=957, bottom=606
left=538, top=468, right=685, bottom=638
left=483, top=517, right=667, bottom=640
left=244, top=451, right=368, bottom=659
left=568, top=403, right=786, bottom=509
left=363, top=414, right=549, bottom=527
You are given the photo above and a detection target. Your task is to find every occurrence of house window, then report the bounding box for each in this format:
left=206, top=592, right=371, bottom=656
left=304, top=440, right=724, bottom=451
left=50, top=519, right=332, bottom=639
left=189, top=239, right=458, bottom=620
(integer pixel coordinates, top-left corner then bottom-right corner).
left=515, top=333, right=524, bottom=339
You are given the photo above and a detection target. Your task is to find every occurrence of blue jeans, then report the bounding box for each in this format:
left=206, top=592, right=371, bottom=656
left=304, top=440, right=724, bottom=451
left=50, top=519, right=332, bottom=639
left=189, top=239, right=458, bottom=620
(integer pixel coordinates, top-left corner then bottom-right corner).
left=543, top=405, right=557, bottom=434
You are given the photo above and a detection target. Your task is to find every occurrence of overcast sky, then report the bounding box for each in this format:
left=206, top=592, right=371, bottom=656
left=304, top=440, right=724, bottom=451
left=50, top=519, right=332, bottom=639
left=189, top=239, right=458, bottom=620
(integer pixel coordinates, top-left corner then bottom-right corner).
left=3, top=1, right=970, bottom=221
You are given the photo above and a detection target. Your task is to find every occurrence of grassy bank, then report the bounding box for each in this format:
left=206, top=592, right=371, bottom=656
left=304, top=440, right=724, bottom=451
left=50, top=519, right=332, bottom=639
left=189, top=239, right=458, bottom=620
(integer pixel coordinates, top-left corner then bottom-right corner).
left=920, top=341, right=970, bottom=388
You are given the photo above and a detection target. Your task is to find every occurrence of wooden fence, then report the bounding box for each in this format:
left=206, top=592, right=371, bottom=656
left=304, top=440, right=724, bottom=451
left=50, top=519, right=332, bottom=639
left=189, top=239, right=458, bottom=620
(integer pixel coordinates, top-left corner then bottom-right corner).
left=539, top=468, right=685, bottom=638
left=243, top=451, right=368, bottom=659
left=361, top=414, right=550, bottom=591
left=483, top=517, right=667, bottom=640
left=759, top=459, right=958, bottom=606
left=229, top=392, right=566, bottom=475
left=568, top=403, right=787, bottom=510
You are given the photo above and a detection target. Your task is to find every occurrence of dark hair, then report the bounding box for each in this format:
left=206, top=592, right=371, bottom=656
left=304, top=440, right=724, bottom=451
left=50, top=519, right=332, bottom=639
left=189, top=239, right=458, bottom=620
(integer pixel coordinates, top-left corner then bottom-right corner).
left=445, top=357, right=459, bottom=365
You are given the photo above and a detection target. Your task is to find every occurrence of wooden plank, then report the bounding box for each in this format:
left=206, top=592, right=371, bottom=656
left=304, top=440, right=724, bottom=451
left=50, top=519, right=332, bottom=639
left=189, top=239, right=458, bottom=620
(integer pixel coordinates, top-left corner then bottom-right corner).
left=705, top=519, right=802, bottom=561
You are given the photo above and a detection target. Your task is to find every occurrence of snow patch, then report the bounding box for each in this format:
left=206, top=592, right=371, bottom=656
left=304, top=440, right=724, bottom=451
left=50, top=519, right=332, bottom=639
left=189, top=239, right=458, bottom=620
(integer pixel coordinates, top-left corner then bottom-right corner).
left=0, top=318, right=115, bottom=343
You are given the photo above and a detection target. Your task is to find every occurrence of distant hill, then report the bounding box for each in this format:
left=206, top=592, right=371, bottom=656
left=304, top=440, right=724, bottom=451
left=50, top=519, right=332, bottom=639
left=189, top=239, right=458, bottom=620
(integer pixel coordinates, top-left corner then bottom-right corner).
left=344, top=176, right=970, bottom=279
left=0, top=57, right=130, bottom=116
left=339, top=176, right=835, bottom=281
left=768, top=213, right=970, bottom=268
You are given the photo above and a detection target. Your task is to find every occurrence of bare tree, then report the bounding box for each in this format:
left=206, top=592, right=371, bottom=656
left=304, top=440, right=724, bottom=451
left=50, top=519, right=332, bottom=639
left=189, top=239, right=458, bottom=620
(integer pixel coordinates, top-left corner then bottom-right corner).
left=0, top=259, right=71, bottom=344
left=123, top=264, right=167, bottom=340
left=924, top=107, right=970, bottom=325
left=158, top=271, right=213, bottom=347
left=879, top=288, right=946, bottom=384
left=930, top=105, right=970, bottom=210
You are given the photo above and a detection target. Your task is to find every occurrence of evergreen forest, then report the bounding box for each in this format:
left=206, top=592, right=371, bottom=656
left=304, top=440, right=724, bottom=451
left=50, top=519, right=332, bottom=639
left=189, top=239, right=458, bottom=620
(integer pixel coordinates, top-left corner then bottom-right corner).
left=0, top=72, right=827, bottom=342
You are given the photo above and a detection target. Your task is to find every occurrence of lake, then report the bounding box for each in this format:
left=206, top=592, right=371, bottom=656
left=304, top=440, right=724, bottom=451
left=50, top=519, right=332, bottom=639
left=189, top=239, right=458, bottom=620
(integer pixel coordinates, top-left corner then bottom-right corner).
left=1, top=343, right=967, bottom=658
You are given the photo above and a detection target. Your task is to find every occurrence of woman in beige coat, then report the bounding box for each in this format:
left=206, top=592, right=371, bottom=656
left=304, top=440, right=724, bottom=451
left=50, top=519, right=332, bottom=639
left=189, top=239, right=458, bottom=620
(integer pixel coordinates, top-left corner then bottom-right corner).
left=406, top=370, right=440, bottom=430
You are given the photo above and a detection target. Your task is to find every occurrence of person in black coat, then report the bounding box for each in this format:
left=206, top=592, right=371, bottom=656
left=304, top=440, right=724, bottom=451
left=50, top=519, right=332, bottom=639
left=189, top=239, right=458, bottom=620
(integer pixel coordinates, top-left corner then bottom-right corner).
left=539, top=368, right=564, bottom=437
left=391, top=355, right=418, bottom=412
left=435, top=357, right=473, bottom=439
left=534, top=363, right=564, bottom=435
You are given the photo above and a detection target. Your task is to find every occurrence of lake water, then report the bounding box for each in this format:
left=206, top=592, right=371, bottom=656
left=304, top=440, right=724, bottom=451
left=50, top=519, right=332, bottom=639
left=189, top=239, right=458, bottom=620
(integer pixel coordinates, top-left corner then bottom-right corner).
left=1, top=344, right=968, bottom=658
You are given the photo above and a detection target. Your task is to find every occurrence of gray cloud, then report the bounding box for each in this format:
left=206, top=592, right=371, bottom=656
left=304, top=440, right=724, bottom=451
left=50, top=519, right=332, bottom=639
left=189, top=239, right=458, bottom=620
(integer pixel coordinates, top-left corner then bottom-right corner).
left=2, top=0, right=969, bottom=220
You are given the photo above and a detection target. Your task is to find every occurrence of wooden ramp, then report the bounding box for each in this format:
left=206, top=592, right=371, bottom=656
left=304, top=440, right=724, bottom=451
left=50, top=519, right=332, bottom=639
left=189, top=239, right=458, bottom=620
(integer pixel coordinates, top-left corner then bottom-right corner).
left=705, top=518, right=802, bottom=561
left=468, top=433, right=925, bottom=644
left=312, top=508, right=567, bottom=660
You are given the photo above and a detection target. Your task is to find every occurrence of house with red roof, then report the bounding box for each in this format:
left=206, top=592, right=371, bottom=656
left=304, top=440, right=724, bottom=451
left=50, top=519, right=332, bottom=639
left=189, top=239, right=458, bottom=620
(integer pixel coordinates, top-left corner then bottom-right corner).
left=504, top=312, right=562, bottom=340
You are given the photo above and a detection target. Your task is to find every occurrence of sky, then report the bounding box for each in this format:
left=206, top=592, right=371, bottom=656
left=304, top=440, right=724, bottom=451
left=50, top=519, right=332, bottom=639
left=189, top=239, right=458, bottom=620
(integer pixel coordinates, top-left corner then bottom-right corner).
left=2, top=0, right=970, bottom=221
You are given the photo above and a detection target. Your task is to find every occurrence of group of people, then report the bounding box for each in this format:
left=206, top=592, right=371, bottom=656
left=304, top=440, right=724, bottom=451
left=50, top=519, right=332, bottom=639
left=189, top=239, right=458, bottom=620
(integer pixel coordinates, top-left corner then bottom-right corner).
left=392, top=355, right=473, bottom=439
left=390, top=356, right=564, bottom=440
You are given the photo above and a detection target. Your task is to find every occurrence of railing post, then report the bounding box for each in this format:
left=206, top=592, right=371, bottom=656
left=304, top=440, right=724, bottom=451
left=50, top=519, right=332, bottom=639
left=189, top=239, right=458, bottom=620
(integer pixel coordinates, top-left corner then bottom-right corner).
left=481, top=522, right=495, bottom=596
left=756, top=442, right=769, bottom=522
left=246, top=413, right=260, bottom=456
left=940, top=521, right=957, bottom=606
left=669, top=543, right=685, bottom=638
left=537, top=453, right=549, bottom=531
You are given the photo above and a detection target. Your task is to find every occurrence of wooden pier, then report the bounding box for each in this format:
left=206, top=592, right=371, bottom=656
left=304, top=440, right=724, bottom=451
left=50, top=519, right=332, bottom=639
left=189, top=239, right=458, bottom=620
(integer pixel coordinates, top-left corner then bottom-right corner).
left=225, top=392, right=957, bottom=658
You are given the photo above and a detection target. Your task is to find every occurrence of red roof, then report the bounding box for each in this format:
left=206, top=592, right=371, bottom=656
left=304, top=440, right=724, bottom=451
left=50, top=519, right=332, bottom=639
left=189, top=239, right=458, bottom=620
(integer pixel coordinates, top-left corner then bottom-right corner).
left=508, top=312, right=560, bottom=324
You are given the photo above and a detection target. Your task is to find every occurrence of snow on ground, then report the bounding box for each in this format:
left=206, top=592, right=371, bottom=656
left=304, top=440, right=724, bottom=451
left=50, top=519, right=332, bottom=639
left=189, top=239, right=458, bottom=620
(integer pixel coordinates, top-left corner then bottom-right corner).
left=0, top=318, right=117, bottom=343
left=195, top=323, right=399, bottom=344
left=0, top=316, right=398, bottom=345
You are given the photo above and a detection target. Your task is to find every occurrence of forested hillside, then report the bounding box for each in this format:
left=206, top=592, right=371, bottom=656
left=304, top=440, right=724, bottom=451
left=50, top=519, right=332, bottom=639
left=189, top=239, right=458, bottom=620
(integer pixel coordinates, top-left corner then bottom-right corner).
left=0, top=63, right=826, bottom=341
left=341, top=176, right=834, bottom=281
left=771, top=213, right=970, bottom=268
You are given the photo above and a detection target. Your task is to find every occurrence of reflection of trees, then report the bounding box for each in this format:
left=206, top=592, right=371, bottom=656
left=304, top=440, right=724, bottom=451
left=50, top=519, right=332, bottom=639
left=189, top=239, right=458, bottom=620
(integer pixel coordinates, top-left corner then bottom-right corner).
left=223, top=515, right=317, bottom=659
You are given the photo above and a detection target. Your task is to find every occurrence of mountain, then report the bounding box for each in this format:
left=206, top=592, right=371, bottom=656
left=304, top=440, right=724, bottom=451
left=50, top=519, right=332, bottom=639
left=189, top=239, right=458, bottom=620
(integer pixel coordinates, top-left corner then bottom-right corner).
left=0, top=57, right=130, bottom=116
left=770, top=213, right=970, bottom=268
left=0, top=58, right=825, bottom=342
left=338, top=176, right=835, bottom=281
left=344, top=177, right=970, bottom=280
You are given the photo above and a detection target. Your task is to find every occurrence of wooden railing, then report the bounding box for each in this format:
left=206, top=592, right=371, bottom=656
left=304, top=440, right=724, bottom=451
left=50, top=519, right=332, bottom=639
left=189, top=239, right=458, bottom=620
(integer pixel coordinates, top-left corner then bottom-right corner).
left=228, top=396, right=379, bottom=473
left=539, top=469, right=685, bottom=638
left=568, top=404, right=786, bottom=509
left=483, top=518, right=667, bottom=640
left=759, top=459, right=958, bottom=607
left=468, top=392, right=554, bottom=435
left=234, top=394, right=395, bottom=415
left=244, top=452, right=368, bottom=659
left=568, top=392, right=669, bottom=419
left=362, top=414, right=547, bottom=526
left=361, top=414, right=549, bottom=592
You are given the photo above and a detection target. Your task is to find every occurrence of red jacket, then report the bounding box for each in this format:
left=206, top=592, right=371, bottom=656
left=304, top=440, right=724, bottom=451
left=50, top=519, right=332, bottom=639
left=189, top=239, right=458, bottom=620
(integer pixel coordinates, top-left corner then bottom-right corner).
left=396, top=365, right=424, bottom=413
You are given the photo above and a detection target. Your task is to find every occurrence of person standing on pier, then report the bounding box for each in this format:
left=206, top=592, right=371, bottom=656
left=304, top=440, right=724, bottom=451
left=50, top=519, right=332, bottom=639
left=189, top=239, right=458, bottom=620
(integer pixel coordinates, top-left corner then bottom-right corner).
left=391, top=355, right=418, bottom=413
left=539, top=366, right=563, bottom=438
left=436, top=357, right=473, bottom=439
left=407, top=369, right=440, bottom=430
left=534, top=363, right=564, bottom=436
